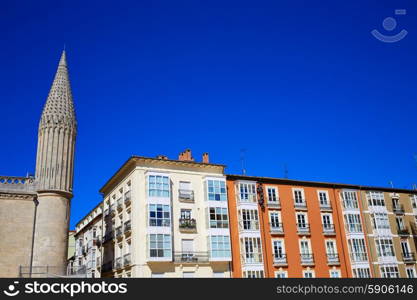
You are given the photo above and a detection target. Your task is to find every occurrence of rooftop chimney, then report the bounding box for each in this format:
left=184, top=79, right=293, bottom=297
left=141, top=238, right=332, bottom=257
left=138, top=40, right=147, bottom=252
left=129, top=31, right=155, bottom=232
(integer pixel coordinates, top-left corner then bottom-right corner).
left=202, top=152, right=209, bottom=163
left=156, top=155, right=168, bottom=160
left=178, top=149, right=194, bottom=162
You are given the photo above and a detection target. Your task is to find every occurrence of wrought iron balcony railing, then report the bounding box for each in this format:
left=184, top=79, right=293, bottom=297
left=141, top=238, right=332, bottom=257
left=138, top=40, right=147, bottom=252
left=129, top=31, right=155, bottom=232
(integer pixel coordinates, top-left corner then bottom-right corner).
left=294, top=201, right=307, bottom=210
left=272, top=254, right=287, bottom=265
left=270, top=223, right=284, bottom=234
left=323, top=223, right=336, bottom=234
left=393, top=204, right=405, bottom=214
left=239, top=220, right=260, bottom=231
left=296, top=223, right=310, bottom=234
left=402, top=252, right=416, bottom=262
left=300, top=253, right=314, bottom=265
left=179, top=218, right=196, bottom=231
left=326, top=253, right=340, bottom=264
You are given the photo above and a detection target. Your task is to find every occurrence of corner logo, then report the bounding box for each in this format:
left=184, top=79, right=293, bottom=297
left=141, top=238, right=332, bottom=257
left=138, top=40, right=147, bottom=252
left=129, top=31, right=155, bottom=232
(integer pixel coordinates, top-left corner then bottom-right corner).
left=3, top=281, right=20, bottom=297
left=371, top=9, right=408, bottom=43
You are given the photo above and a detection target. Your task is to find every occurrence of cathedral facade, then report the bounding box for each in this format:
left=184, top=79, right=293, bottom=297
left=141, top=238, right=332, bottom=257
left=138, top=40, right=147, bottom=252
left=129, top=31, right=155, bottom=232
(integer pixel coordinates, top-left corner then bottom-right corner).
left=0, top=51, right=77, bottom=277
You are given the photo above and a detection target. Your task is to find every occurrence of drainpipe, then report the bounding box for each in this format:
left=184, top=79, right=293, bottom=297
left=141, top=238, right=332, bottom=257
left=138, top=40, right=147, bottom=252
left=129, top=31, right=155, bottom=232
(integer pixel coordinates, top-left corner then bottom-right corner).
left=29, top=195, right=39, bottom=278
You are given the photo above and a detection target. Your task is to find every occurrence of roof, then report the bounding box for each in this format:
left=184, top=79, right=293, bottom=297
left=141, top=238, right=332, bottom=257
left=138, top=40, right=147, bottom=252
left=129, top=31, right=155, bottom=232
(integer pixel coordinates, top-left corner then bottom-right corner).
left=226, top=174, right=417, bottom=194
left=99, top=155, right=226, bottom=194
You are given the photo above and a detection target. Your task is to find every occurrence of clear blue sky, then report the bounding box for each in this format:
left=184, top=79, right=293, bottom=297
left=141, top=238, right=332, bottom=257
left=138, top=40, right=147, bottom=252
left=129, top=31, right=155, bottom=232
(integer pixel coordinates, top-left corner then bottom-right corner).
left=1, top=0, right=416, bottom=229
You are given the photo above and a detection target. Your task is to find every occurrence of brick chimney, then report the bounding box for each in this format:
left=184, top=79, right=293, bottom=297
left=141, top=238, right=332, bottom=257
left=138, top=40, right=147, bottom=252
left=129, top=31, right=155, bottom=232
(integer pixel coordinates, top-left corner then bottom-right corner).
left=202, top=152, right=209, bottom=163
left=178, top=149, right=194, bottom=162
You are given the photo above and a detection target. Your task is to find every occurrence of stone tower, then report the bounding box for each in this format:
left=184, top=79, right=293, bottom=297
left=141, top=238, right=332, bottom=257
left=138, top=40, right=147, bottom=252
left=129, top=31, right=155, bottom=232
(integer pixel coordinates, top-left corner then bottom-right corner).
left=33, top=50, right=77, bottom=272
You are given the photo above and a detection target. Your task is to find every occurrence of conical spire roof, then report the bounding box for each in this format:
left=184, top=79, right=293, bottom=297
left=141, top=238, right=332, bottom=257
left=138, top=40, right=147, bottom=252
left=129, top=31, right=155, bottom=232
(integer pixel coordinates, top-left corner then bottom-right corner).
left=39, top=50, right=76, bottom=129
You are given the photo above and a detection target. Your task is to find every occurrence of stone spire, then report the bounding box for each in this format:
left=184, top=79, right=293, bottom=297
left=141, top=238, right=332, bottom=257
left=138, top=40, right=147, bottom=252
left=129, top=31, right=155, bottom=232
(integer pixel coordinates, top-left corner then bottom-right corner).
left=35, top=50, right=77, bottom=196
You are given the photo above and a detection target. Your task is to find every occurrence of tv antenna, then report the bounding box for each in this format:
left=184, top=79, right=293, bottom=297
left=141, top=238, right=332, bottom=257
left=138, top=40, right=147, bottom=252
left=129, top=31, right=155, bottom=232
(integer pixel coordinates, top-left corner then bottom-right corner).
left=240, top=148, right=247, bottom=175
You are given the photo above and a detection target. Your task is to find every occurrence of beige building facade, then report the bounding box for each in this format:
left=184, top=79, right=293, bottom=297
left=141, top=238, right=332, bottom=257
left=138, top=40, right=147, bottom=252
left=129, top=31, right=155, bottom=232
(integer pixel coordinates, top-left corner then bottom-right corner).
left=97, top=150, right=232, bottom=278
left=359, top=190, right=417, bottom=278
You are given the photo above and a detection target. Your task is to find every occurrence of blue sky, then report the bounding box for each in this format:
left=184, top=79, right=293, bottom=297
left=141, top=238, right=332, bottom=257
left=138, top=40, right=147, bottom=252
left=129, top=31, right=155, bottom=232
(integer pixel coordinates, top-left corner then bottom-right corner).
left=1, top=0, right=416, bottom=229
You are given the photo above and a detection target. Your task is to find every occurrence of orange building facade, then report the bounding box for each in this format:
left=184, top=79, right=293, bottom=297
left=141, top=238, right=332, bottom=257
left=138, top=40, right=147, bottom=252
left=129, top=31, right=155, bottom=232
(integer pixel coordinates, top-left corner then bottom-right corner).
left=226, top=175, right=417, bottom=278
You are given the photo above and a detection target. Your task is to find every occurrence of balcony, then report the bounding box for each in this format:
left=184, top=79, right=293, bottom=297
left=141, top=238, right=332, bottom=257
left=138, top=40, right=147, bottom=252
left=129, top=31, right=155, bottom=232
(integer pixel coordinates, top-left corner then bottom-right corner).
left=272, top=254, right=287, bottom=266
left=267, top=201, right=281, bottom=209
left=270, top=223, right=284, bottom=235
left=296, top=223, right=310, bottom=235
left=104, top=209, right=110, bottom=218
left=124, top=191, right=131, bottom=206
left=398, top=227, right=409, bottom=236
left=323, top=224, right=336, bottom=235
left=96, top=257, right=101, bottom=269
left=300, top=253, right=314, bottom=266
left=124, top=253, right=132, bottom=266
left=103, top=231, right=114, bottom=243
left=114, top=257, right=123, bottom=270
left=102, top=261, right=113, bottom=273
left=241, top=253, right=263, bottom=265
left=117, top=198, right=123, bottom=211
left=402, top=252, right=416, bottom=263
left=294, top=201, right=307, bottom=210
left=350, top=252, right=368, bottom=262
left=178, top=189, right=194, bottom=203
left=174, top=252, right=209, bottom=264
left=93, top=237, right=101, bottom=247
left=116, top=226, right=123, bottom=240
left=327, top=253, right=340, bottom=265
left=320, top=202, right=332, bottom=211
left=124, top=220, right=131, bottom=236
left=239, top=220, right=260, bottom=232
left=82, top=245, right=87, bottom=255
left=179, top=218, right=197, bottom=233
left=393, top=204, right=405, bottom=215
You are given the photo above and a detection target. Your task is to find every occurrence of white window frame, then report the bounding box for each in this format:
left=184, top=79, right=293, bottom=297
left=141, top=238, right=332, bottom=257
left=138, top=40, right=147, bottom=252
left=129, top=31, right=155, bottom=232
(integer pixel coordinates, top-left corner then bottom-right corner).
left=267, top=186, right=279, bottom=203
left=318, top=190, right=330, bottom=206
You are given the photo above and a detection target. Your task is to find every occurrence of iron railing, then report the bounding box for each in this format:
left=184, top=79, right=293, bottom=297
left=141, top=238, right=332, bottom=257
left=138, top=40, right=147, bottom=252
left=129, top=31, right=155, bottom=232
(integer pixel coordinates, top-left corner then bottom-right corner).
left=174, top=252, right=209, bottom=263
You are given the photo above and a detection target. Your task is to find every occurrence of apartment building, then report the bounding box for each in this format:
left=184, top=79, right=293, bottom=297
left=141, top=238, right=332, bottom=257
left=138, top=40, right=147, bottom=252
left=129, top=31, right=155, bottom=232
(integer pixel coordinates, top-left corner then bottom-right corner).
left=227, top=175, right=348, bottom=278
left=226, top=175, right=417, bottom=278
left=73, top=203, right=103, bottom=278
left=358, top=190, right=417, bottom=278
left=99, top=150, right=232, bottom=278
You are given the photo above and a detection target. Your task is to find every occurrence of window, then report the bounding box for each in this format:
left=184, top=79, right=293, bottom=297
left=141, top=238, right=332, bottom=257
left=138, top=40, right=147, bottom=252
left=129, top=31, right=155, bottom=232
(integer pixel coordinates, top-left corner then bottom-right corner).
left=318, top=191, right=330, bottom=206
left=330, top=270, right=341, bottom=278
left=380, top=266, right=399, bottom=278
left=275, top=271, right=287, bottom=278
left=371, top=213, right=390, bottom=230
left=213, top=272, right=225, bottom=278
left=322, top=213, right=333, bottom=231
left=352, top=268, right=370, bottom=278
left=326, top=240, right=337, bottom=255
left=240, top=209, right=259, bottom=230
left=241, top=237, right=263, bottom=263
left=273, top=240, right=285, bottom=260
left=375, top=238, right=395, bottom=257
left=344, top=213, right=362, bottom=232
left=210, top=236, right=231, bottom=258
left=296, top=213, right=308, bottom=229
left=149, top=204, right=170, bottom=227
left=396, top=217, right=406, bottom=231
left=267, top=187, right=278, bottom=203
left=348, top=238, right=368, bottom=262
left=367, top=191, right=385, bottom=207
left=411, top=195, right=417, bottom=209
left=401, top=240, right=411, bottom=256
left=149, top=234, right=171, bottom=258
left=243, top=270, right=264, bottom=278
left=406, top=267, right=416, bottom=278
left=207, top=180, right=227, bottom=201
left=209, top=207, right=229, bottom=228
left=303, top=270, right=315, bottom=278
left=148, top=175, right=170, bottom=197
left=269, top=212, right=281, bottom=228
left=239, top=183, right=256, bottom=202
left=293, top=188, right=305, bottom=204
left=180, top=209, right=192, bottom=220
left=342, top=191, right=358, bottom=209
left=299, top=240, right=311, bottom=255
